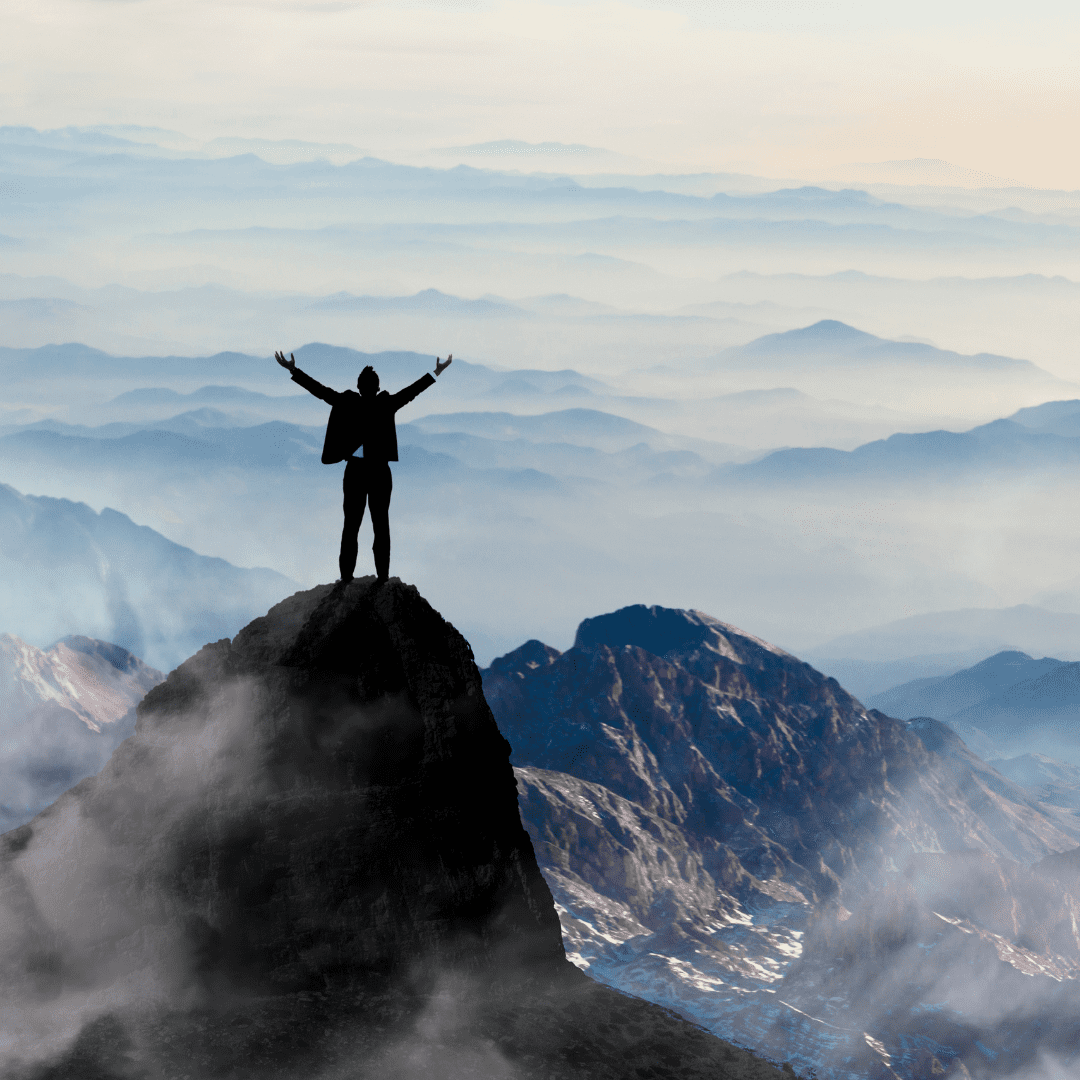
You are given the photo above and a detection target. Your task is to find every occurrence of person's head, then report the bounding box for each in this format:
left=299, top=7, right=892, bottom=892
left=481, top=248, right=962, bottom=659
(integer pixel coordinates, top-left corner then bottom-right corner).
left=357, top=365, right=380, bottom=397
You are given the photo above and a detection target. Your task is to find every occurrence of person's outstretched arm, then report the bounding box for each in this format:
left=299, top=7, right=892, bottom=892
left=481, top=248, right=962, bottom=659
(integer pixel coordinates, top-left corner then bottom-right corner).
left=275, top=350, right=339, bottom=404
left=388, top=354, right=452, bottom=412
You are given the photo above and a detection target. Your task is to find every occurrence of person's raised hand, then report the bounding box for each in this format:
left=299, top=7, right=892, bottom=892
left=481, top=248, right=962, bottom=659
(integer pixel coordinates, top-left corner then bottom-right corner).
left=275, top=351, right=296, bottom=371
left=435, top=353, right=452, bottom=376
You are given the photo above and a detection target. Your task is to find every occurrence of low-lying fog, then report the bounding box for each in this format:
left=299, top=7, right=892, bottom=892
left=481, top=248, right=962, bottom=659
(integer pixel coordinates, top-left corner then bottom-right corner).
left=3, top=125, right=1080, bottom=674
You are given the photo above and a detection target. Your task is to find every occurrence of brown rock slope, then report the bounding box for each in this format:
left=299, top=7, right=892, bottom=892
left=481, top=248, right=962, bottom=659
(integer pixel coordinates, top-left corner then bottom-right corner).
left=0, top=580, right=789, bottom=1080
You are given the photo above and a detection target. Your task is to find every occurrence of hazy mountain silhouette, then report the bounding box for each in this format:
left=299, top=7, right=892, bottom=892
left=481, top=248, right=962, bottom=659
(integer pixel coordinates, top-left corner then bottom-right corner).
left=950, top=662, right=1080, bottom=761
left=109, top=384, right=307, bottom=408
left=807, top=606, right=1080, bottom=701
left=0, top=341, right=607, bottom=403
left=990, top=753, right=1080, bottom=812
left=867, top=650, right=1066, bottom=719
left=723, top=319, right=1046, bottom=372
left=0, top=482, right=295, bottom=670
left=722, top=417, right=1080, bottom=486
left=706, top=321, right=1077, bottom=417
left=309, top=288, right=525, bottom=317
left=408, top=407, right=730, bottom=456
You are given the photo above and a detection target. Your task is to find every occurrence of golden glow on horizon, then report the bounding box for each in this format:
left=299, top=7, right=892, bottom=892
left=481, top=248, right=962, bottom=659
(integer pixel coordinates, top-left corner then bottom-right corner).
left=2, top=0, right=1078, bottom=186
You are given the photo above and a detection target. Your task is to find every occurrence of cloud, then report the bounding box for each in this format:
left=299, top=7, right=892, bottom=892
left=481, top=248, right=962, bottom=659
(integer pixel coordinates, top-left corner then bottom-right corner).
left=3, top=0, right=1080, bottom=182
left=354, top=971, right=523, bottom=1080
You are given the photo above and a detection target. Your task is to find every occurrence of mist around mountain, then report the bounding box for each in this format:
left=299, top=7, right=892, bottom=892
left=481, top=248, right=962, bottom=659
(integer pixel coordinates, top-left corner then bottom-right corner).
left=0, top=633, right=162, bottom=830
left=807, top=608, right=1080, bottom=701
left=10, top=330, right=1080, bottom=669
left=484, top=604, right=1080, bottom=1079
left=990, top=754, right=1080, bottom=813
left=3, top=328, right=1035, bottom=451
left=0, top=581, right=789, bottom=1080
left=7, top=121, right=1080, bottom=693
left=867, top=650, right=1066, bottom=719
left=0, top=482, right=295, bottom=671
left=4, top=123, right=1080, bottom=380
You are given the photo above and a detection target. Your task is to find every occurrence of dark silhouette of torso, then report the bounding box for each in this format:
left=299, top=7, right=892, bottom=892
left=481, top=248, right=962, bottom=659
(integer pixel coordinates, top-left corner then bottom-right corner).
left=291, top=368, right=435, bottom=463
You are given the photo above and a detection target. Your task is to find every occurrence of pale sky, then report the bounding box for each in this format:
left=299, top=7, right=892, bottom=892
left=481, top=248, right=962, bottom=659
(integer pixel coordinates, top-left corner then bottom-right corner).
left=3, top=0, right=1079, bottom=186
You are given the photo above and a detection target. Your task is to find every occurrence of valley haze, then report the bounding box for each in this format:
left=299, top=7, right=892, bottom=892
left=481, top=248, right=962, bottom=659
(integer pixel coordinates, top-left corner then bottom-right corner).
left=4, top=65, right=1080, bottom=1080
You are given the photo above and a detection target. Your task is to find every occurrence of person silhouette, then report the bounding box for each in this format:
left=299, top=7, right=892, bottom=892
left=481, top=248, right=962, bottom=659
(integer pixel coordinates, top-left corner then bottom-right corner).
left=275, top=350, right=452, bottom=582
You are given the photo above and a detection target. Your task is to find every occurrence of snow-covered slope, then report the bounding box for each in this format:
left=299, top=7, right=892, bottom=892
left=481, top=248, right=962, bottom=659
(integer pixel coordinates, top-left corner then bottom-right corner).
left=0, top=632, right=162, bottom=829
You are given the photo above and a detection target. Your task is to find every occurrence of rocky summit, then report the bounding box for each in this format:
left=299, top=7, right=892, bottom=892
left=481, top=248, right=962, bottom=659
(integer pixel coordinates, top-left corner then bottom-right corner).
left=0, top=581, right=788, bottom=1080
left=484, top=605, right=1080, bottom=1079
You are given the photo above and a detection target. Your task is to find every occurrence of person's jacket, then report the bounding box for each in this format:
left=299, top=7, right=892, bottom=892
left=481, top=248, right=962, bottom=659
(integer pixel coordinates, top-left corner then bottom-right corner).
left=291, top=366, right=435, bottom=463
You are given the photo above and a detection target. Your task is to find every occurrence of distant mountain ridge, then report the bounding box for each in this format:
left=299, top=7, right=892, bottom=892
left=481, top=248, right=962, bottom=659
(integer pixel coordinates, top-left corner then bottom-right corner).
left=109, top=384, right=306, bottom=407
left=723, top=417, right=1080, bottom=485
left=0, top=342, right=612, bottom=417
left=0, top=482, right=295, bottom=670
left=868, top=648, right=1080, bottom=764
left=868, top=650, right=1065, bottom=719
left=811, top=604, right=1080, bottom=666
left=308, top=288, right=525, bottom=318
left=705, top=319, right=1077, bottom=419
left=990, top=753, right=1080, bottom=812
left=727, top=319, right=1045, bottom=372
left=953, top=661, right=1080, bottom=760
left=807, top=606, right=1080, bottom=702
left=0, top=632, right=162, bottom=830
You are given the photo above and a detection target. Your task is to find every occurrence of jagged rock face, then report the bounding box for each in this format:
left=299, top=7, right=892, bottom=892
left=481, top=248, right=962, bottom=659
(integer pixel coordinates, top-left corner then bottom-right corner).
left=487, top=607, right=1078, bottom=906
left=0, top=582, right=563, bottom=1011
left=0, top=634, right=162, bottom=830
left=0, top=584, right=791, bottom=1080
left=484, top=605, right=1080, bottom=1080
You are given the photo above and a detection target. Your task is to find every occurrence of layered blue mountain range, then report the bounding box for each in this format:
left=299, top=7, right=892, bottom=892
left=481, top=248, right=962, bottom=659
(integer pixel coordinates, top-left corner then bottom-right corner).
left=869, top=650, right=1066, bottom=718
left=868, top=648, right=1080, bottom=763
left=0, top=482, right=294, bottom=670
left=722, top=409, right=1080, bottom=485
left=721, top=319, right=1042, bottom=370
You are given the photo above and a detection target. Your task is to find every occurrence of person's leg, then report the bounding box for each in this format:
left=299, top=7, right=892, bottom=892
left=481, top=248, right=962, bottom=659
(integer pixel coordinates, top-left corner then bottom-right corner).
left=368, top=462, right=393, bottom=580
left=339, top=460, right=369, bottom=581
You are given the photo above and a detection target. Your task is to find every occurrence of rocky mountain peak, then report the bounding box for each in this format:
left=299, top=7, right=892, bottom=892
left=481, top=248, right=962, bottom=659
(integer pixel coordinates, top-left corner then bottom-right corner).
left=0, top=632, right=159, bottom=730
left=0, top=582, right=789, bottom=1080
left=571, top=603, right=844, bottom=710
left=486, top=638, right=562, bottom=679
left=903, top=714, right=968, bottom=754
left=485, top=603, right=1080, bottom=1079
left=573, top=603, right=785, bottom=664
left=86, top=578, right=567, bottom=985
left=57, top=634, right=154, bottom=675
